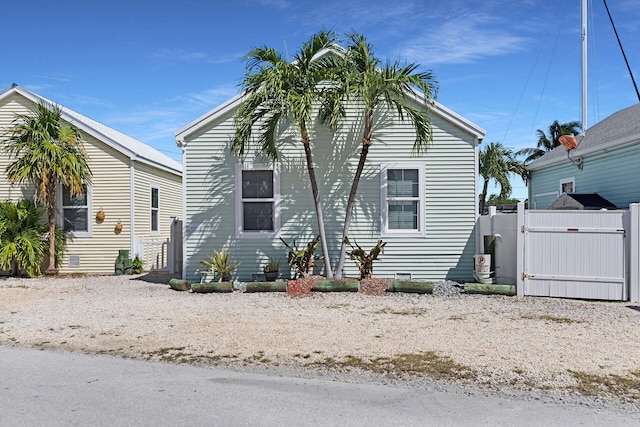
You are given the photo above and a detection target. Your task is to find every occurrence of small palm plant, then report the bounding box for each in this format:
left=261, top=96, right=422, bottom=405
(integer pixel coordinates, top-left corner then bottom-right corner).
left=200, top=249, right=241, bottom=282
left=0, top=200, right=50, bottom=277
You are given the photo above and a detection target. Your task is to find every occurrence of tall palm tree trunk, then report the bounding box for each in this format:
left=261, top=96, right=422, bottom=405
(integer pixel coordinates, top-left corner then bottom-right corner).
left=335, top=112, right=374, bottom=279
left=480, top=180, right=489, bottom=215
left=301, top=127, right=333, bottom=278
left=46, top=207, right=57, bottom=275
left=335, top=143, right=370, bottom=278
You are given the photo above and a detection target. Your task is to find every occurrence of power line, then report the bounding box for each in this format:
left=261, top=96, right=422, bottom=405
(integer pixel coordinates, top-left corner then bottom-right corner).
left=603, top=0, right=640, bottom=102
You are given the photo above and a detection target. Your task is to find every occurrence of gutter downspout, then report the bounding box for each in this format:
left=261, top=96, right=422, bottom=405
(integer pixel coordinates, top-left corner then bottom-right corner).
left=178, top=139, right=188, bottom=280
left=474, top=137, right=481, bottom=255
left=130, top=158, right=136, bottom=256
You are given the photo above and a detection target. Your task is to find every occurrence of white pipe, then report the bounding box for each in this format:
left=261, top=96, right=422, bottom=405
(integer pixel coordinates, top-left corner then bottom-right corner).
left=582, top=0, right=588, bottom=132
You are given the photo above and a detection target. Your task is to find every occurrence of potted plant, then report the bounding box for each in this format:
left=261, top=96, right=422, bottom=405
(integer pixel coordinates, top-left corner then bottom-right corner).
left=199, top=249, right=241, bottom=283
left=263, top=257, right=281, bottom=281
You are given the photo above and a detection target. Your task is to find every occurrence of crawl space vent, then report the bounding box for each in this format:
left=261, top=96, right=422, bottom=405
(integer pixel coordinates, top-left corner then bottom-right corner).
left=68, top=255, right=80, bottom=268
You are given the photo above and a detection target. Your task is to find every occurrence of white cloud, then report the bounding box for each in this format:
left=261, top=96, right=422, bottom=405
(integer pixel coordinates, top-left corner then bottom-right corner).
left=400, top=15, right=530, bottom=65
left=145, top=49, right=208, bottom=61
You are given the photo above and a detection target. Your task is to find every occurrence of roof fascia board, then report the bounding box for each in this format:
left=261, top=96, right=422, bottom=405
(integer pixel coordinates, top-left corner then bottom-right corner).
left=174, top=93, right=244, bottom=143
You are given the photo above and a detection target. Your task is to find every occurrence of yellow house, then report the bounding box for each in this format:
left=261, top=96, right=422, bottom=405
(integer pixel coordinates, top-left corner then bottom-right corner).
left=0, top=84, right=183, bottom=275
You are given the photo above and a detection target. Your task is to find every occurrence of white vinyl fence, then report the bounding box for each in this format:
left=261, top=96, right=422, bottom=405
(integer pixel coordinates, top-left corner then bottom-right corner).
left=477, top=203, right=640, bottom=302
left=133, top=218, right=183, bottom=274
left=134, top=237, right=169, bottom=271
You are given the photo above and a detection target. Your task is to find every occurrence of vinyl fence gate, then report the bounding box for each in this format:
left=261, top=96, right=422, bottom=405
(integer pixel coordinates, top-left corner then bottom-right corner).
left=516, top=207, right=628, bottom=301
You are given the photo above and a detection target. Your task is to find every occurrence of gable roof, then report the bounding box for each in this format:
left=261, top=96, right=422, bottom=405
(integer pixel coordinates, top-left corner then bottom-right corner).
left=174, top=45, right=485, bottom=144
left=549, top=193, right=617, bottom=210
left=528, top=103, right=640, bottom=171
left=0, top=84, right=182, bottom=176
left=174, top=93, right=486, bottom=145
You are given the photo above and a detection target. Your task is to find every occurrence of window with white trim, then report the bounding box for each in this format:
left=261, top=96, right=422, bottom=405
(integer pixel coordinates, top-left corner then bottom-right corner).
left=151, top=186, right=159, bottom=234
left=560, top=177, right=575, bottom=194
left=235, top=163, right=280, bottom=237
left=381, top=163, right=425, bottom=237
left=61, top=185, right=91, bottom=237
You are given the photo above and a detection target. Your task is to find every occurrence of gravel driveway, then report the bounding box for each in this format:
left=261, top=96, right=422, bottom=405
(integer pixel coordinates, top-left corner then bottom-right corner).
left=1, top=273, right=639, bottom=411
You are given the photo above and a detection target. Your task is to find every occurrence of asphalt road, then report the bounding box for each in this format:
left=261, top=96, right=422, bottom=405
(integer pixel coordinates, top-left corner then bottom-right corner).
left=0, top=346, right=637, bottom=426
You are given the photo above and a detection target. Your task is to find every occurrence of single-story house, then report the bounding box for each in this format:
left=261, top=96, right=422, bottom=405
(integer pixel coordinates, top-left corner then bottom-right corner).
left=0, top=84, right=183, bottom=274
left=175, top=89, right=486, bottom=283
left=527, top=103, right=640, bottom=209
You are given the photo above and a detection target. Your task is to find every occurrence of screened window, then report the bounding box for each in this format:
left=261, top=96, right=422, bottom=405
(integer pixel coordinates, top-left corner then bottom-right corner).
left=236, top=164, right=280, bottom=237
left=151, top=186, right=159, bottom=233
left=560, top=177, right=575, bottom=194
left=61, top=186, right=90, bottom=236
left=381, top=163, right=425, bottom=237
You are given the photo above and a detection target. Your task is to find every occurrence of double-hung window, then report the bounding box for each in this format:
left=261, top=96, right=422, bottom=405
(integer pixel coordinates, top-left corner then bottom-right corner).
left=60, top=185, right=91, bottom=237
left=381, top=163, right=425, bottom=237
left=151, top=185, right=159, bottom=234
left=235, top=163, right=280, bottom=237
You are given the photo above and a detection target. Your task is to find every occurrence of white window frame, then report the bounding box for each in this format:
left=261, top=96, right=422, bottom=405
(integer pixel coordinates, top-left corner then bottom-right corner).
left=532, top=191, right=559, bottom=209
left=380, top=162, right=425, bottom=238
left=559, top=177, right=575, bottom=194
left=235, top=163, right=280, bottom=238
left=57, top=185, right=92, bottom=238
left=150, top=184, right=160, bottom=235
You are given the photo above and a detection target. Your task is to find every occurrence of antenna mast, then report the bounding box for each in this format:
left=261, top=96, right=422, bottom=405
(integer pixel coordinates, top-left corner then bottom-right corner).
left=581, top=0, right=588, bottom=133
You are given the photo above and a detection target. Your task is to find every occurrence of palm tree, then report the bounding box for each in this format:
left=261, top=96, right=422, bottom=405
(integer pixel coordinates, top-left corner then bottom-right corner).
left=231, top=31, right=343, bottom=278
left=0, top=200, right=47, bottom=276
left=517, top=120, right=581, bottom=164
left=479, top=142, right=525, bottom=214
left=3, top=100, right=92, bottom=274
left=332, top=33, right=438, bottom=278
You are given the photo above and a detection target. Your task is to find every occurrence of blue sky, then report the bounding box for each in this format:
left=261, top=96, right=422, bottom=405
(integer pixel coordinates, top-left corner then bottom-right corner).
left=3, top=0, right=640, bottom=201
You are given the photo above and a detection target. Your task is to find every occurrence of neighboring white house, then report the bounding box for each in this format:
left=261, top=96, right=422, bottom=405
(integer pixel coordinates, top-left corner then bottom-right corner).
left=527, top=103, right=640, bottom=209
left=0, top=84, right=183, bottom=274
left=175, top=90, right=486, bottom=283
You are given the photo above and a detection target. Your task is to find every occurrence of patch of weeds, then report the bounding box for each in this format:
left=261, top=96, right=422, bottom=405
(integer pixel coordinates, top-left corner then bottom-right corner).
left=312, top=352, right=476, bottom=381
left=520, top=314, right=581, bottom=324
left=141, top=347, right=191, bottom=363
left=293, top=353, right=313, bottom=359
left=373, top=308, right=426, bottom=316
left=513, top=367, right=525, bottom=375
left=245, top=351, right=271, bottom=364
left=570, top=370, right=640, bottom=401
left=327, top=303, right=350, bottom=309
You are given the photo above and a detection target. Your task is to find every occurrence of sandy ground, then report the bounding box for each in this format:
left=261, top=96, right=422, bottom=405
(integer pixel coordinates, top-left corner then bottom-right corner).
left=1, top=273, right=639, bottom=409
